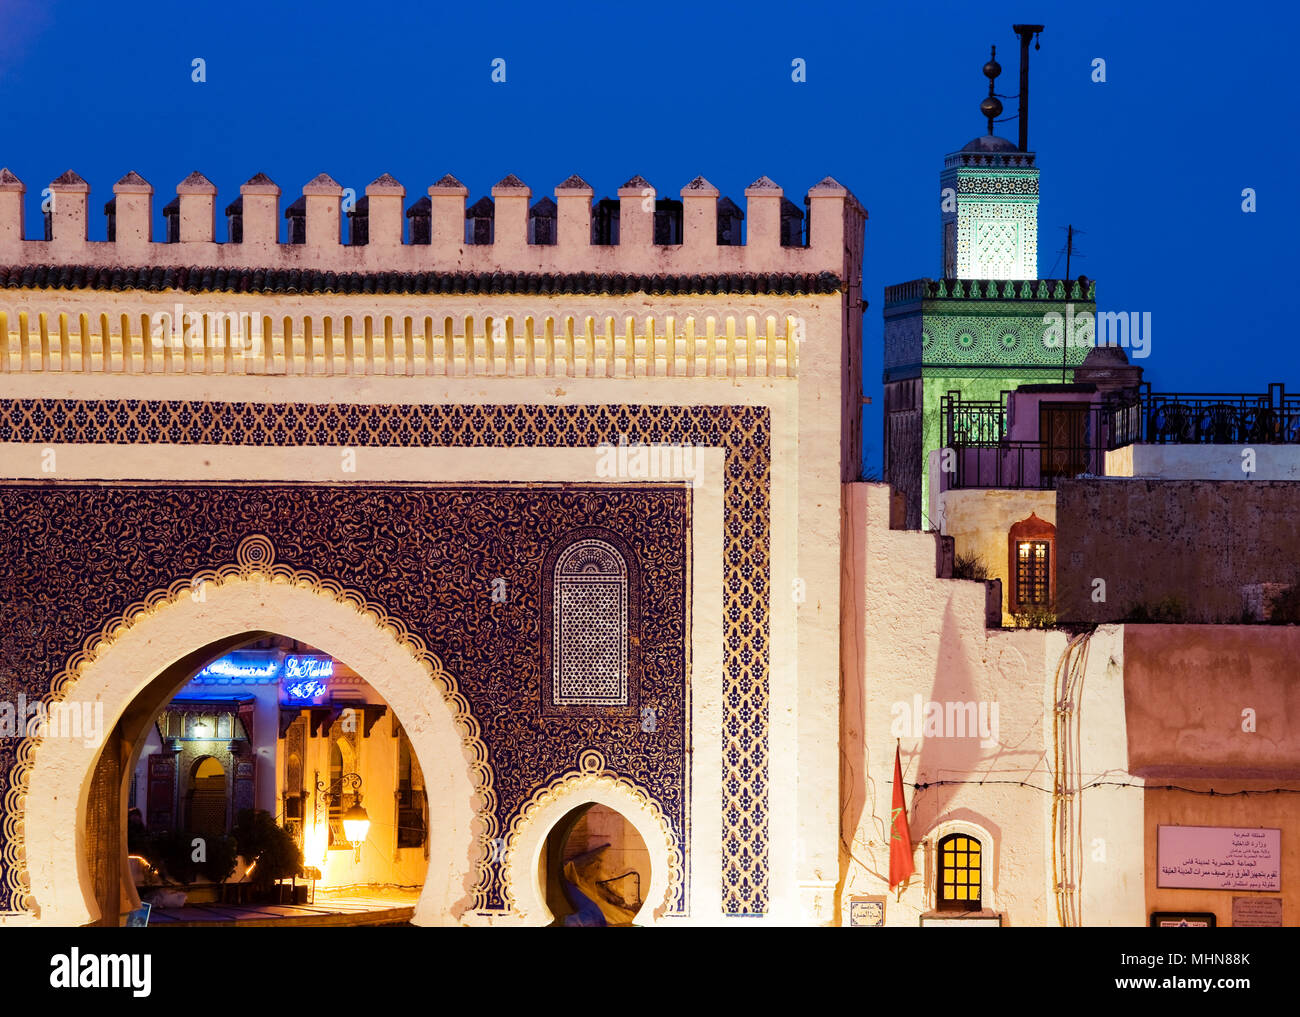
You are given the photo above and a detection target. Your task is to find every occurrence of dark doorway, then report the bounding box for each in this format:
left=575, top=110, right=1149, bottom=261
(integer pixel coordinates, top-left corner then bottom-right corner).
left=187, top=756, right=228, bottom=838
left=1040, top=402, right=1090, bottom=482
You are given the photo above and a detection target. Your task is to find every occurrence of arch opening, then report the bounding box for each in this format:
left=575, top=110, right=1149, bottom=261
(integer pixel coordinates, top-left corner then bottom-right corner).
left=23, top=576, right=480, bottom=927
left=540, top=802, right=651, bottom=927
left=117, top=634, right=434, bottom=922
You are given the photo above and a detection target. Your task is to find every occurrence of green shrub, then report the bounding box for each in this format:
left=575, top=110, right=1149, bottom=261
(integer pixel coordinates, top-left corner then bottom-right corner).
left=953, top=551, right=990, bottom=582
left=234, top=809, right=303, bottom=887
left=135, top=827, right=238, bottom=886
left=1011, top=605, right=1057, bottom=629
left=199, top=834, right=240, bottom=883
left=1124, top=596, right=1187, bottom=624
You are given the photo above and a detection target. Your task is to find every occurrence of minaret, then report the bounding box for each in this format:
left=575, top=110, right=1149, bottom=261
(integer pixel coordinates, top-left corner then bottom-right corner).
left=882, top=24, right=1096, bottom=530
left=939, top=47, right=1040, bottom=280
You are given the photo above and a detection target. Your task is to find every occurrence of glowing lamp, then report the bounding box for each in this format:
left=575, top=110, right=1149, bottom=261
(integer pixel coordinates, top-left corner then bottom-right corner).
left=313, top=771, right=369, bottom=864
left=343, top=802, right=370, bottom=852
left=343, top=801, right=370, bottom=863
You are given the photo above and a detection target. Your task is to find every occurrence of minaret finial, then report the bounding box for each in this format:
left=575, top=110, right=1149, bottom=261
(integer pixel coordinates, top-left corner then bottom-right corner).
left=980, top=45, right=1003, bottom=135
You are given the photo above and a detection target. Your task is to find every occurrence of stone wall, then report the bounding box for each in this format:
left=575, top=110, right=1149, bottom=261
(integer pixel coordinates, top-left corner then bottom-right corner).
left=1056, top=478, right=1300, bottom=623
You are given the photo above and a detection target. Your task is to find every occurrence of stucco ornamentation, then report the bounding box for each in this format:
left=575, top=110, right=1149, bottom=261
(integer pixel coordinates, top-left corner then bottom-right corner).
left=0, top=398, right=767, bottom=914
left=3, top=534, right=500, bottom=915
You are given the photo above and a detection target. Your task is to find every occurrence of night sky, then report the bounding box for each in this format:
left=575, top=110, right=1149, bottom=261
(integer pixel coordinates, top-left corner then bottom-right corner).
left=1, top=0, right=1291, bottom=473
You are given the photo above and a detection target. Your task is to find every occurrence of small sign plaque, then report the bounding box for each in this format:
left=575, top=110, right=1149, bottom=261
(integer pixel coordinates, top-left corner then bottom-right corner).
left=920, top=912, right=1003, bottom=927
left=1231, top=896, right=1283, bottom=927
left=1150, top=911, right=1216, bottom=928
left=848, top=896, right=885, bottom=927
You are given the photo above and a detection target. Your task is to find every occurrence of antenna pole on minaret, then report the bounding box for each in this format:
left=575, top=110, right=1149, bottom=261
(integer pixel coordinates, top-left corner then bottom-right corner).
left=1012, top=24, right=1044, bottom=151
left=1061, top=223, right=1078, bottom=382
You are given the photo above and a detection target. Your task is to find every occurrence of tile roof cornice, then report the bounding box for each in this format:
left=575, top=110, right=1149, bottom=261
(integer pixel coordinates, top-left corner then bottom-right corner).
left=0, top=264, right=843, bottom=297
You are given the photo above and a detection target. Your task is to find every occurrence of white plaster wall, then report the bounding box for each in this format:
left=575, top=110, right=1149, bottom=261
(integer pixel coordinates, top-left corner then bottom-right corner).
left=841, top=484, right=1144, bottom=927
left=1067, top=625, right=1145, bottom=926
left=1107, top=443, right=1300, bottom=481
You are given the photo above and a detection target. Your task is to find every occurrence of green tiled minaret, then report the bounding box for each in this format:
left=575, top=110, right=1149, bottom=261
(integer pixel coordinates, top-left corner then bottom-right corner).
left=882, top=40, right=1092, bottom=528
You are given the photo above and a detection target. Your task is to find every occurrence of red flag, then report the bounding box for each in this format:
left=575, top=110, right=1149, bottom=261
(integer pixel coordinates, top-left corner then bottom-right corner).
left=889, top=743, right=915, bottom=889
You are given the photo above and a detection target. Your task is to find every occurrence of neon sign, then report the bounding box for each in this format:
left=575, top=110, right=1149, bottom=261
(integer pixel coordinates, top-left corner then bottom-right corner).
left=284, top=679, right=328, bottom=701
left=284, top=656, right=333, bottom=680
left=284, top=657, right=333, bottom=703
left=198, top=655, right=280, bottom=680
left=196, top=653, right=334, bottom=705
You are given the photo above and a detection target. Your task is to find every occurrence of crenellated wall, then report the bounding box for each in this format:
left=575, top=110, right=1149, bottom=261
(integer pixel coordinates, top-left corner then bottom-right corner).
left=0, top=169, right=863, bottom=278
left=0, top=162, right=866, bottom=926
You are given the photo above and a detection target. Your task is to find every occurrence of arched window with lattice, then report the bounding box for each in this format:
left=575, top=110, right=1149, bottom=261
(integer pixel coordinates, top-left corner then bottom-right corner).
left=543, top=531, right=639, bottom=714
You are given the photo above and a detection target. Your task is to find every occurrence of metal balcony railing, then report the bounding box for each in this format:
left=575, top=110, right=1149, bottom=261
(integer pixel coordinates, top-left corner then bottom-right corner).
left=947, top=441, right=1105, bottom=490
left=939, top=385, right=1300, bottom=490
left=943, top=396, right=1006, bottom=447
left=1104, top=384, right=1300, bottom=449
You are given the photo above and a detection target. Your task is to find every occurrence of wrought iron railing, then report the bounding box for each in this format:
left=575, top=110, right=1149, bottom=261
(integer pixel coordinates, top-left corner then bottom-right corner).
left=1104, top=384, right=1300, bottom=448
left=941, top=394, right=1006, bottom=447
left=941, top=391, right=1109, bottom=489
left=940, top=385, right=1300, bottom=489
left=948, top=441, right=1105, bottom=490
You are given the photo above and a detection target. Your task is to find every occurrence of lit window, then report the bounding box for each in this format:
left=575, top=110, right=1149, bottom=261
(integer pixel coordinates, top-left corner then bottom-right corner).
left=553, top=539, right=628, bottom=707
left=1016, top=539, right=1050, bottom=606
left=938, top=833, right=983, bottom=911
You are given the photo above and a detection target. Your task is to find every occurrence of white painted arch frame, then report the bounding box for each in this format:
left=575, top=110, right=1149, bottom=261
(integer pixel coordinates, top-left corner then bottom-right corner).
left=504, top=751, right=682, bottom=927
left=13, top=572, right=484, bottom=927
left=927, top=817, right=998, bottom=914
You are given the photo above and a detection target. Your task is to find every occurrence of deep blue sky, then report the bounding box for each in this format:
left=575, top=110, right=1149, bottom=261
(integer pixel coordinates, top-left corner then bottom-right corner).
left=1, top=0, right=1292, bottom=472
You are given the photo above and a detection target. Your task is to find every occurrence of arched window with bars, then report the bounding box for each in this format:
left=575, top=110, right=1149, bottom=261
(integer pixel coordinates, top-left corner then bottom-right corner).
left=937, top=832, right=983, bottom=911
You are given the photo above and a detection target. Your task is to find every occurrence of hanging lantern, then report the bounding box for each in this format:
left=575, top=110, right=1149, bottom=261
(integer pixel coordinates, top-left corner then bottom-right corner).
left=343, top=800, right=370, bottom=863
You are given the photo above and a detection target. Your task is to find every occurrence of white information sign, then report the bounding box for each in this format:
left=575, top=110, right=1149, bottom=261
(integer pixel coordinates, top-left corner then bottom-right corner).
left=1157, top=826, right=1281, bottom=891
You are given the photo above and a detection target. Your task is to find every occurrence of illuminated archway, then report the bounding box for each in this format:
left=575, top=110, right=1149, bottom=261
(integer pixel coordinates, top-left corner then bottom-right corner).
left=19, top=565, right=489, bottom=927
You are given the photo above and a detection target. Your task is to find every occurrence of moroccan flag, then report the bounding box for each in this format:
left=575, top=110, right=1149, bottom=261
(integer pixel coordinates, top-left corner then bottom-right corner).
left=889, top=744, right=915, bottom=888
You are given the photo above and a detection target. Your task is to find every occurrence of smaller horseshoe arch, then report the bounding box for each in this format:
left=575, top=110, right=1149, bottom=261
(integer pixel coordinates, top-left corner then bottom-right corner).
left=503, top=752, right=682, bottom=926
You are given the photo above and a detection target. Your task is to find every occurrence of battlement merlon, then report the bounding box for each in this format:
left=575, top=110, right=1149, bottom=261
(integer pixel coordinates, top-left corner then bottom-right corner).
left=0, top=169, right=866, bottom=282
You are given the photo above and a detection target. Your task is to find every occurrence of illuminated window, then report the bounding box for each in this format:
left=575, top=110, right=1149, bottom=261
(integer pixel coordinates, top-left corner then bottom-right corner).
left=1007, top=513, right=1055, bottom=614
left=1015, top=539, right=1050, bottom=606
left=938, top=833, right=983, bottom=911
